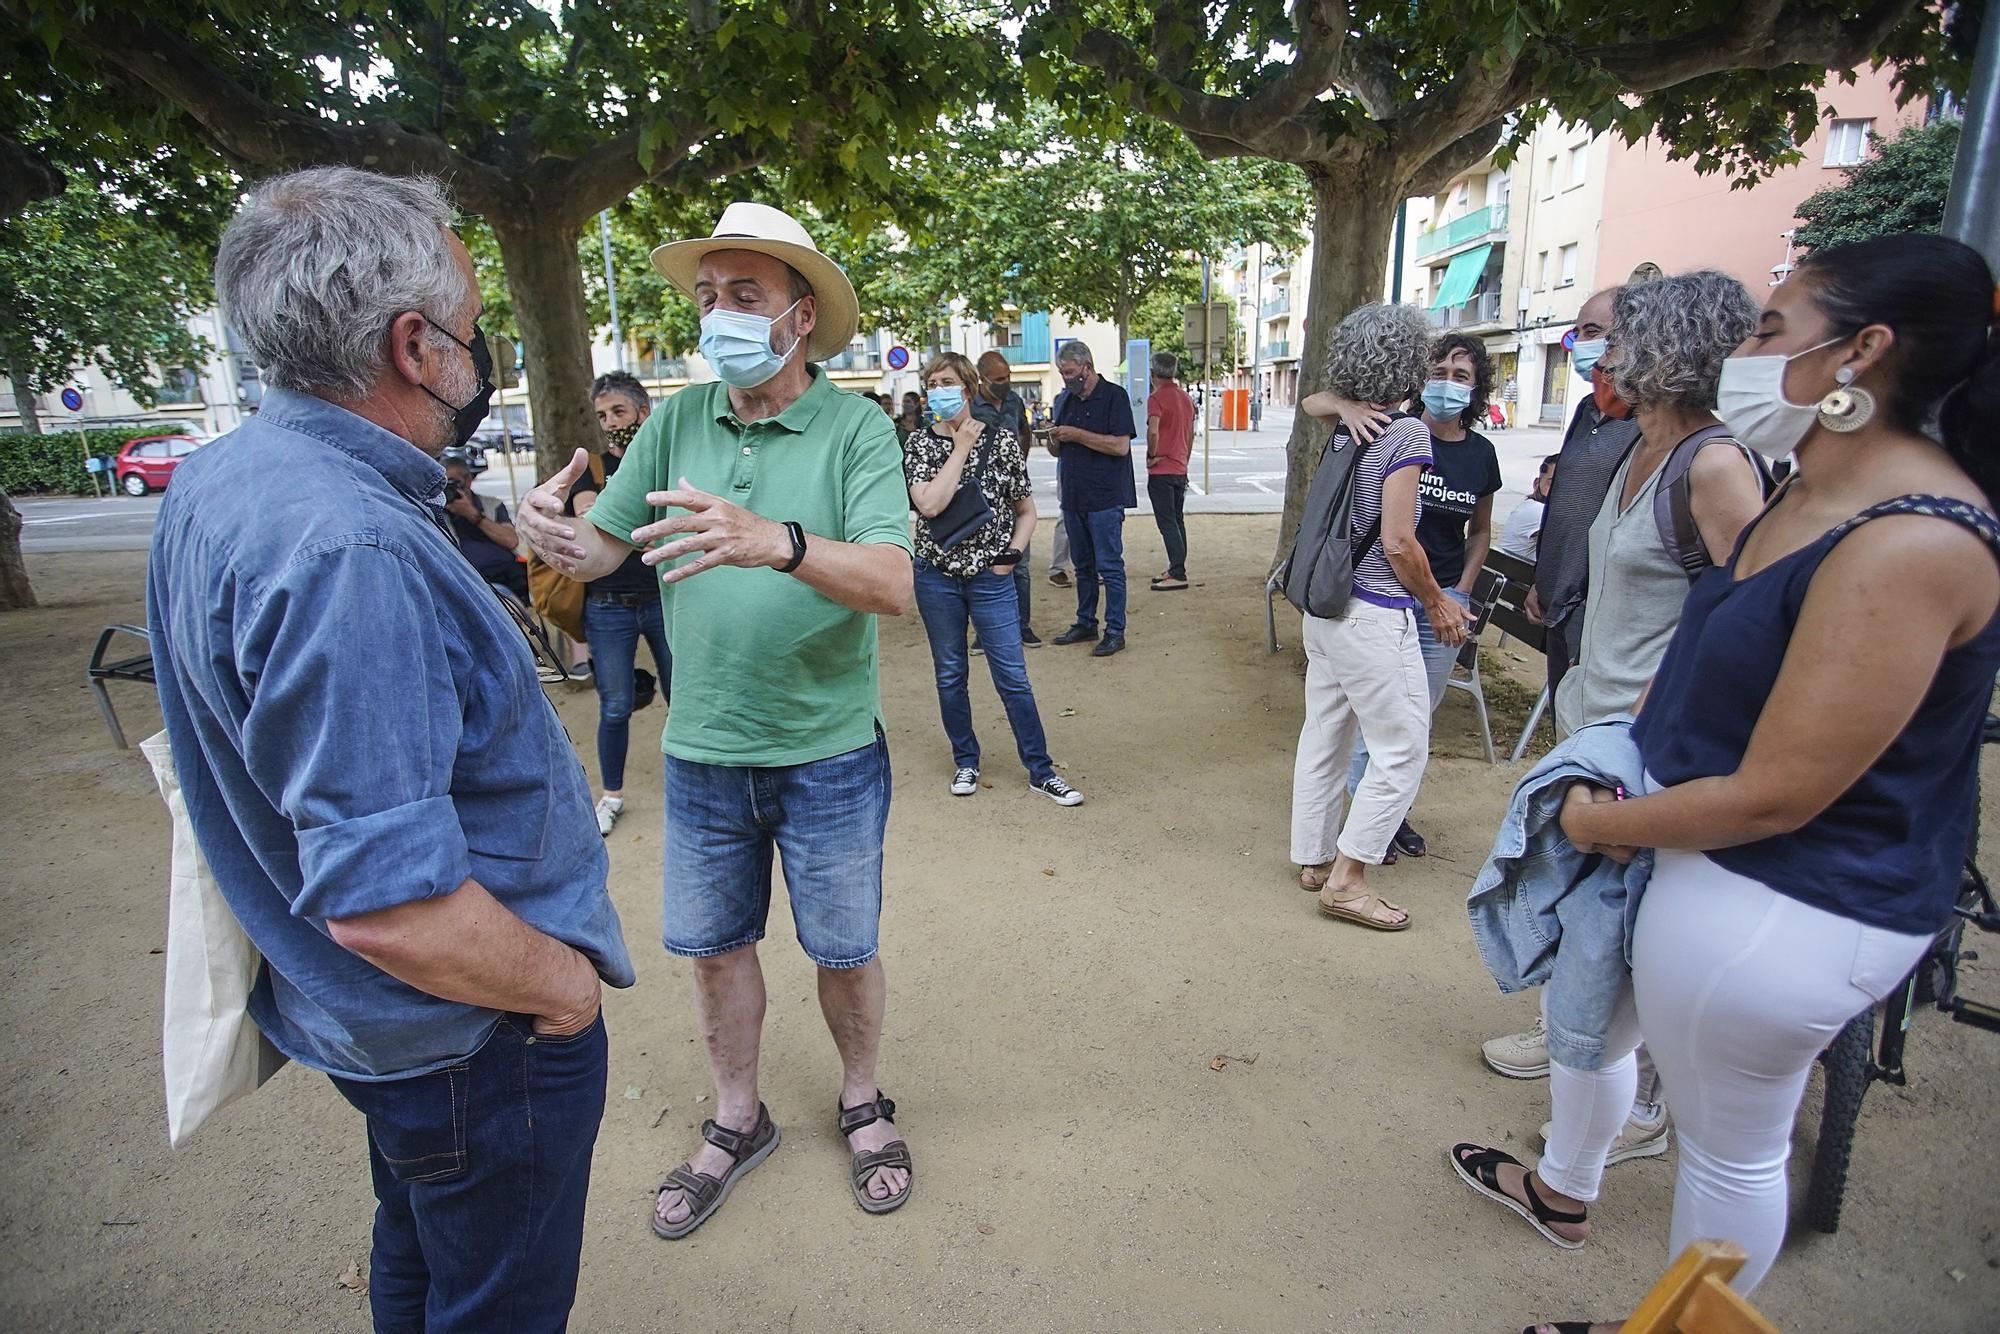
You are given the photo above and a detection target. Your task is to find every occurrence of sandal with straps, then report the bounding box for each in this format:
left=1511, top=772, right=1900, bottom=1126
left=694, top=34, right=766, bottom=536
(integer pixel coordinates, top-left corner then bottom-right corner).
left=837, top=1090, right=913, bottom=1215
left=651, top=1102, right=780, bottom=1240
left=1448, top=1142, right=1588, bottom=1250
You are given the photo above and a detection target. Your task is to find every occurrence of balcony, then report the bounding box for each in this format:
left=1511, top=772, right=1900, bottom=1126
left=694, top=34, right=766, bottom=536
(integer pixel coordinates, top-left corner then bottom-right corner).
left=823, top=348, right=883, bottom=373
left=1262, top=341, right=1292, bottom=361
left=1427, top=290, right=1506, bottom=330
left=1261, top=291, right=1291, bottom=318
left=1415, top=203, right=1510, bottom=260
left=635, top=354, right=692, bottom=381
left=997, top=311, right=1053, bottom=364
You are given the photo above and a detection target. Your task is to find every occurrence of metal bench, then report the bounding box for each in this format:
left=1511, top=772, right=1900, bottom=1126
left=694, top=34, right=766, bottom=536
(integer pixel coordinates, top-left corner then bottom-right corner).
left=86, top=624, right=154, bottom=749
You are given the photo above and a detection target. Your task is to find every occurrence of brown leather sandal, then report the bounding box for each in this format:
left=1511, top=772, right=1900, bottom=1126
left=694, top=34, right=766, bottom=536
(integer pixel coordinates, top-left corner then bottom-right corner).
left=837, top=1090, right=913, bottom=1215
left=1317, top=886, right=1411, bottom=930
left=651, top=1102, right=780, bottom=1240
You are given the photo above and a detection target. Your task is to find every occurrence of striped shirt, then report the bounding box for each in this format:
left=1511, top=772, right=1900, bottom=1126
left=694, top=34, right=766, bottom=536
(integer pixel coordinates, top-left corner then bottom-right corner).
left=1348, top=417, right=1433, bottom=609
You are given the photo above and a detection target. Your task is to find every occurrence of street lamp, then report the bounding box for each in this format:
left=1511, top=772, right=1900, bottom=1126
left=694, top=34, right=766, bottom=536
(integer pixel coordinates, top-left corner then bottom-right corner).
left=1769, top=229, right=1798, bottom=287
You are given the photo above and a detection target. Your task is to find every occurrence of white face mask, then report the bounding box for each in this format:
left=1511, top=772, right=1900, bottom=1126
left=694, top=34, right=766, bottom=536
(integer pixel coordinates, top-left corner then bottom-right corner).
left=1715, top=337, right=1844, bottom=461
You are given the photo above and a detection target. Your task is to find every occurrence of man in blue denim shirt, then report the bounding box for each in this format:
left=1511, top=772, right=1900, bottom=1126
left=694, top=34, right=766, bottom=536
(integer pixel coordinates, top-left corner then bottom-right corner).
left=148, top=166, right=633, bottom=1331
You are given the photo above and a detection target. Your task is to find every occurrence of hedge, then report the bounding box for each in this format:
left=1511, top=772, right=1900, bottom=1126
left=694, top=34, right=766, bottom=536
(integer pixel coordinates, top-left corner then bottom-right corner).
left=0, top=427, right=179, bottom=496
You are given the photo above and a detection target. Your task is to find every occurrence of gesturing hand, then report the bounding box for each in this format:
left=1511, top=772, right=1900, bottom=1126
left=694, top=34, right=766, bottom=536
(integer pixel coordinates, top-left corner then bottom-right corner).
left=519, top=449, right=591, bottom=574
left=633, top=478, right=790, bottom=585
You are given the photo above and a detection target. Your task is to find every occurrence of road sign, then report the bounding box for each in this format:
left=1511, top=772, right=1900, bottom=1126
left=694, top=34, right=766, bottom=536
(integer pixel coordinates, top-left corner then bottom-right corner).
left=1182, top=301, right=1230, bottom=362
left=85, top=455, right=105, bottom=472
left=886, top=345, right=910, bottom=371
left=1560, top=328, right=1578, bottom=351
left=60, top=387, right=83, bottom=412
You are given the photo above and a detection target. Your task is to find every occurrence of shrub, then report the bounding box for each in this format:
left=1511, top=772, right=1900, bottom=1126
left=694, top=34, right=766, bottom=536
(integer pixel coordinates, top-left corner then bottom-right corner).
left=0, top=427, right=179, bottom=495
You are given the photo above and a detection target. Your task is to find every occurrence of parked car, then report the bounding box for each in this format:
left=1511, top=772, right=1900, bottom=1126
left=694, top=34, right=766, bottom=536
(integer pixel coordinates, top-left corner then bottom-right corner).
left=113, top=434, right=201, bottom=496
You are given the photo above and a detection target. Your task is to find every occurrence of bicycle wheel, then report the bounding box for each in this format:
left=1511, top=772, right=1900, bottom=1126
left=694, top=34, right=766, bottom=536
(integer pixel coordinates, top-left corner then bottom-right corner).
left=1804, top=1008, right=1875, bottom=1234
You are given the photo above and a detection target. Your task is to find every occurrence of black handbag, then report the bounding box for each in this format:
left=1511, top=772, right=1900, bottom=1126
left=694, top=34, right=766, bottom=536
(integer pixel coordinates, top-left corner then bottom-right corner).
left=925, top=425, right=997, bottom=551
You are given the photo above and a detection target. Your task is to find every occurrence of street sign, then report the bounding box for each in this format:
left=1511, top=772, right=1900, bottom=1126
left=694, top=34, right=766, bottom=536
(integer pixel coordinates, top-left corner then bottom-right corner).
left=1124, top=338, right=1149, bottom=447
left=85, top=456, right=105, bottom=472
left=1182, top=301, right=1230, bottom=362
left=886, top=345, right=910, bottom=371
left=60, top=387, right=83, bottom=412
left=1560, top=328, right=1578, bottom=351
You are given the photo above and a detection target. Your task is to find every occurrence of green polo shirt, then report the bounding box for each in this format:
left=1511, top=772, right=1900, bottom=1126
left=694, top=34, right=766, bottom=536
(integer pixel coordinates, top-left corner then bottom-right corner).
left=587, top=367, right=912, bottom=767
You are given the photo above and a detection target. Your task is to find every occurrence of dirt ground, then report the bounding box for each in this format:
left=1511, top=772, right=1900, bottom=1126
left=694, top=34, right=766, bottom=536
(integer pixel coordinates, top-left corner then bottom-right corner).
left=2, top=515, right=1996, bottom=1333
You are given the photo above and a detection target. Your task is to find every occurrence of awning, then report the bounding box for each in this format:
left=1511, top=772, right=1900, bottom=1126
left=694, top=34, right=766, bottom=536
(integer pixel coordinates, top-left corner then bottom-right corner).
left=1430, top=243, right=1493, bottom=310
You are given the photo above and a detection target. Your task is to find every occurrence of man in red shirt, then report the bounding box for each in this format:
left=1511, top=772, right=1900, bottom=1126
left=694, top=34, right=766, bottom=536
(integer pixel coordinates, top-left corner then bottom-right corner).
left=1145, top=352, right=1196, bottom=590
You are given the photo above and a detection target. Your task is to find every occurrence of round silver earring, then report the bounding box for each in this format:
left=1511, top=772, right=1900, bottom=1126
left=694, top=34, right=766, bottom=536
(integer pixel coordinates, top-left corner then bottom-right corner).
left=1818, top=367, right=1874, bottom=433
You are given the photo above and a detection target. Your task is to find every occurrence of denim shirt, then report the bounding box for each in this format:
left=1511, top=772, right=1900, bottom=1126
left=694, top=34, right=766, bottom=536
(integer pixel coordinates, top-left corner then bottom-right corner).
left=1465, top=717, right=1654, bottom=1071
left=147, top=387, right=634, bottom=1081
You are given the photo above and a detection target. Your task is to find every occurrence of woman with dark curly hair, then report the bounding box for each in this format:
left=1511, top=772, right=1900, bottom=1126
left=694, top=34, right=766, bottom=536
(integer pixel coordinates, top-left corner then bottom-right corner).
left=1289, top=304, right=1470, bottom=931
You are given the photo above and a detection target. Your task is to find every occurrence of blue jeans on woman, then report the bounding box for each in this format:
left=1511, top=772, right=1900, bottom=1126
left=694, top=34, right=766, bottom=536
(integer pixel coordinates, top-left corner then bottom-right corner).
left=912, top=562, right=1056, bottom=784
left=1348, top=586, right=1470, bottom=792
left=583, top=594, right=671, bottom=791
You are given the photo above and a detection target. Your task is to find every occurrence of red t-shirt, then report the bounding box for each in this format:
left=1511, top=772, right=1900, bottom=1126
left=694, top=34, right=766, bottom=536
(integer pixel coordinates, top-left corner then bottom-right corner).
left=1147, top=380, right=1195, bottom=476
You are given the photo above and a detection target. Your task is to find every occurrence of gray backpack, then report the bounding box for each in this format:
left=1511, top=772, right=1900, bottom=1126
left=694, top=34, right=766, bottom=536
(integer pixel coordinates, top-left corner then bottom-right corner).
left=1279, top=415, right=1406, bottom=618
left=1650, top=424, right=1772, bottom=582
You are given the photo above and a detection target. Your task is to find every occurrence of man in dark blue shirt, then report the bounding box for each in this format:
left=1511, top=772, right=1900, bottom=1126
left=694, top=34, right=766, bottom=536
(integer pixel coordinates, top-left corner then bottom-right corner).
left=1046, top=339, right=1137, bottom=656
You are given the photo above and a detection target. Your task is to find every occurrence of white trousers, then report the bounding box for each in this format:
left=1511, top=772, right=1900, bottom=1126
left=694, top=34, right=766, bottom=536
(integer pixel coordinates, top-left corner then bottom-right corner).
left=1289, top=603, right=1432, bottom=866
left=1543, top=848, right=1929, bottom=1292
left=1049, top=518, right=1071, bottom=574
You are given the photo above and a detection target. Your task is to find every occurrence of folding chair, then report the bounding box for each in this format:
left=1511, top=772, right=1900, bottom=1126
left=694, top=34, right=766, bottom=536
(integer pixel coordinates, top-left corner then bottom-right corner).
left=1265, top=568, right=1286, bottom=653
left=86, top=624, right=155, bottom=749
left=1622, top=1239, right=1780, bottom=1334
left=1479, top=549, right=1554, bottom=762
left=1442, top=566, right=1508, bottom=763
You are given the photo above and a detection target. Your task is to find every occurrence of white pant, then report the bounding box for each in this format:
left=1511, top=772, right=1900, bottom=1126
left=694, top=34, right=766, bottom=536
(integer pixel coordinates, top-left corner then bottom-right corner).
left=1541, top=848, right=1928, bottom=1292
left=1289, top=603, right=1432, bottom=866
left=1049, top=518, right=1071, bottom=574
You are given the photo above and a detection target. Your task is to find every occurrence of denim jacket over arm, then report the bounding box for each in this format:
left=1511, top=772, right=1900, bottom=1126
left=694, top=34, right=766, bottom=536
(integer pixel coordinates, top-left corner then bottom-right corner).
left=1465, top=716, right=1654, bottom=1071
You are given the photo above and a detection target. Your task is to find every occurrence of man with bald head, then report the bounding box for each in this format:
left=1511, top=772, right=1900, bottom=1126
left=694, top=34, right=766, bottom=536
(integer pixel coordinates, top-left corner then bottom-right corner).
left=972, top=349, right=1040, bottom=647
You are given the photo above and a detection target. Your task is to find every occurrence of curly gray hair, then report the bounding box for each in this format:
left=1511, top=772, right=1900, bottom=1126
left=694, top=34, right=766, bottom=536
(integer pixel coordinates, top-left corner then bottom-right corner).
left=1323, top=303, right=1433, bottom=404
left=215, top=167, right=471, bottom=402
left=1608, top=270, right=1758, bottom=411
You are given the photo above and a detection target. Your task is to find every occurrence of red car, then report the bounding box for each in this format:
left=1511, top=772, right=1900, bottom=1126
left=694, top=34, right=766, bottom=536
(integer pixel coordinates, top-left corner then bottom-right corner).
left=114, top=435, right=201, bottom=496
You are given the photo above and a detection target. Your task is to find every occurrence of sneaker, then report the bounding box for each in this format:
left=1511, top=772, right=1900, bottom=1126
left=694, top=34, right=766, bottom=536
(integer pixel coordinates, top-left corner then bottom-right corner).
left=1021, top=628, right=1043, bottom=648
left=950, top=766, right=980, bottom=796
left=1540, top=1106, right=1672, bottom=1166
left=1051, top=623, right=1099, bottom=646
left=567, top=659, right=595, bottom=683
left=594, top=794, right=624, bottom=837
left=969, top=638, right=986, bottom=657
left=1048, top=569, right=1072, bottom=588
left=1089, top=633, right=1126, bottom=657
left=1032, top=775, right=1084, bottom=806
left=1481, top=1014, right=1550, bottom=1079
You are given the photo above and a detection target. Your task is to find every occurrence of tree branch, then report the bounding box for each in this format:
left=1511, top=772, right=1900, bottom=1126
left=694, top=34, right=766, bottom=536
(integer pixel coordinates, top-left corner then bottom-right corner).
left=1240, top=0, right=1350, bottom=126
left=1405, top=119, right=1506, bottom=196
left=0, top=133, right=64, bottom=221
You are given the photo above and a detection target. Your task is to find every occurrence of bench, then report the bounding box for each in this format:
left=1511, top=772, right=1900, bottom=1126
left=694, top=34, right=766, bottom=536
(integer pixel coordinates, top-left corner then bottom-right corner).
left=86, top=624, right=154, bottom=749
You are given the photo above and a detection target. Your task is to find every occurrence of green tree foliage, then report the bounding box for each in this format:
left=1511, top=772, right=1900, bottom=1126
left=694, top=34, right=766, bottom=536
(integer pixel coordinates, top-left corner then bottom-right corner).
left=1795, top=118, right=1960, bottom=251
left=1132, top=263, right=1240, bottom=376
left=1021, top=0, right=1966, bottom=549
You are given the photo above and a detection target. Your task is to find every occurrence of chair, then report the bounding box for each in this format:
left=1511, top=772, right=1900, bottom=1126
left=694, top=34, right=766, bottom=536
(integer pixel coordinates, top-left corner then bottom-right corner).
left=1480, top=548, right=1554, bottom=762
left=86, top=624, right=155, bottom=749
left=1441, top=566, right=1508, bottom=762
left=1264, top=568, right=1286, bottom=653
left=1620, top=1239, right=1780, bottom=1334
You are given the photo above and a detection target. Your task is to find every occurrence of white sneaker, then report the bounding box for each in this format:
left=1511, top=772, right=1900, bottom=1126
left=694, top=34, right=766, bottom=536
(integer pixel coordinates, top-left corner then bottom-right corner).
left=1540, top=1105, right=1672, bottom=1166
left=950, top=766, right=980, bottom=796
left=1031, top=775, right=1084, bottom=806
left=595, top=794, right=624, bottom=836
left=1482, top=1014, right=1550, bottom=1079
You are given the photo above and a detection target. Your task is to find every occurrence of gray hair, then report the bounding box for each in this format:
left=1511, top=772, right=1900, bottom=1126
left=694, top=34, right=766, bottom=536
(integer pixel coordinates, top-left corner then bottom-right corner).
left=1150, top=351, right=1179, bottom=380
left=1323, top=302, right=1432, bottom=404
left=215, top=167, right=471, bottom=401
left=591, top=369, right=650, bottom=413
left=1056, top=339, right=1093, bottom=370
left=1608, top=270, right=1758, bottom=411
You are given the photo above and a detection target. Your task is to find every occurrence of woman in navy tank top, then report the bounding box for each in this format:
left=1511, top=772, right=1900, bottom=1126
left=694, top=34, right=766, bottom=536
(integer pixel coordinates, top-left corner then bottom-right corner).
left=1526, top=235, right=2000, bottom=1329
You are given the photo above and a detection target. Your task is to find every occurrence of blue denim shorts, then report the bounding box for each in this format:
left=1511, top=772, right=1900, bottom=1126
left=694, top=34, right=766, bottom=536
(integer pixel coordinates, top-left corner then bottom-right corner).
left=661, top=729, right=892, bottom=968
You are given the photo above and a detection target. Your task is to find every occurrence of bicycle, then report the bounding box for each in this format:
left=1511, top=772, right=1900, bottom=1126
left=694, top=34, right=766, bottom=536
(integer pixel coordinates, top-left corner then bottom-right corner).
left=1802, top=716, right=2000, bottom=1234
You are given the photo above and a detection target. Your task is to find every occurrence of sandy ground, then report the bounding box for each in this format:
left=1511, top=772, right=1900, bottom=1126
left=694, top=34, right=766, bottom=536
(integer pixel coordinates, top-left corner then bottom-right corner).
left=1, top=516, right=1996, bottom=1333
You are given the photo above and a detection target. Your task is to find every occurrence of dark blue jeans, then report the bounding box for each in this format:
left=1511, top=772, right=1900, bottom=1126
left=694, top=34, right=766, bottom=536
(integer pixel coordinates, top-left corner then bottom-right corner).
left=1063, top=507, right=1127, bottom=635
left=583, top=594, right=671, bottom=791
left=330, top=1014, right=609, bottom=1332
left=912, top=562, right=1056, bottom=784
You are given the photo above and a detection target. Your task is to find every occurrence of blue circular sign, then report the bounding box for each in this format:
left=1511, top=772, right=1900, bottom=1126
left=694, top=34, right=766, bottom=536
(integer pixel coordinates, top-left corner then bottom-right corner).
left=1560, top=328, right=1578, bottom=351
left=60, top=387, right=84, bottom=411
left=886, top=345, right=910, bottom=371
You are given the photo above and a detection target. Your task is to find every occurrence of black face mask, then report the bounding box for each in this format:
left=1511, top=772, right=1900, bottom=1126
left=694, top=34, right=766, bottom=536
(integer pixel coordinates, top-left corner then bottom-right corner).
left=421, top=317, right=496, bottom=450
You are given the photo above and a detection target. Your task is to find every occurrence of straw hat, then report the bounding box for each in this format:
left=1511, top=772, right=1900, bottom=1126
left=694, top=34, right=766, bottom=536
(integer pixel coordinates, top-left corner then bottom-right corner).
left=650, top=202, right=859, bottom=362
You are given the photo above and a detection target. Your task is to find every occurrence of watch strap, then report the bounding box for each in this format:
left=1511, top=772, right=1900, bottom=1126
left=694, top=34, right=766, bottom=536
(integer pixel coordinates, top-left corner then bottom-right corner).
left=778, top=520, right=808, bottom=574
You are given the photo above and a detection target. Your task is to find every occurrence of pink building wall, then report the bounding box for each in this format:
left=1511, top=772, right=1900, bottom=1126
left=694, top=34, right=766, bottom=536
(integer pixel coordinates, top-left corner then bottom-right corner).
left=1594, top=69, right=1928, bottom=297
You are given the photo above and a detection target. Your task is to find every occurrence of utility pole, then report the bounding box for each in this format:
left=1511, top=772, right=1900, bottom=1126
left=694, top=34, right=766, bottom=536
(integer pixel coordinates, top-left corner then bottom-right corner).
left=1944, top=1, right=2000, bottom=270
left=598, top=212, right=625, bottom=371
left=1200, top=256, right=1213, bottom=494
left=1251, top=242, right=1263, bottom=424
left=1391, top=200, right=1407, bottom=303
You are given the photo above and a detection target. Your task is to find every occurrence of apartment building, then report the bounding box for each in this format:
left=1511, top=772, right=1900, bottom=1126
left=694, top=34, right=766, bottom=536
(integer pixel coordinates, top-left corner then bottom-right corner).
left=1, top=306, right=260, bottom=437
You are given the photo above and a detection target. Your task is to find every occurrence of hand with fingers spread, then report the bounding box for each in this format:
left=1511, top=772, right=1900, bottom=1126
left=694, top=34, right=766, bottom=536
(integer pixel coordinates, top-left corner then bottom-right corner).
left=518, top=448, right=596, bottom=575
left=635, top=477, right=792, bottom=585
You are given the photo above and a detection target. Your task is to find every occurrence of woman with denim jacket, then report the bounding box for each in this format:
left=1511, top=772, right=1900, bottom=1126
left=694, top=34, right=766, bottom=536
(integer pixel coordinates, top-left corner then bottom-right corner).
left=1491, top=237, right=2000, bottom=1330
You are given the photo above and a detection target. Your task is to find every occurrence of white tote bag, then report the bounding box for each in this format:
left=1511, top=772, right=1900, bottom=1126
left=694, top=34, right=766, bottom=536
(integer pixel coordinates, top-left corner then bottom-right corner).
left=141, top=731, right=287, bottom=1146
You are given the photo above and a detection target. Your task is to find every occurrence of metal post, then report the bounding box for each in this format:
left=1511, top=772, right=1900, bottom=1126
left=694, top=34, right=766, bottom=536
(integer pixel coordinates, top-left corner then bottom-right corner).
left=1201, top=257, right=1213, bottom=493
left=599, top=212, right=625, bottom=371
left=1944, top=3, right=2000, bottom=271
left=1391, top=200, right=1408, bottom=303
left=495, top=380, right=521, bottom=514
left=1251, top=242, right=1263, bottom=430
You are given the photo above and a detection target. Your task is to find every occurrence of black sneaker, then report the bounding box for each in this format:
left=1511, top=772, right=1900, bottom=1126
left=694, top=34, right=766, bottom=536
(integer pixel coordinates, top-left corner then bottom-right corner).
left=1051, top=624, right=1099, bottom=646
left=950, top=766, right=980, bottom=796
left=1392, top=820, right=1428, bottom=858
left=1021, top=628, right=1043, bottom=648
left=1031, top=775, right=1084, bottom=806
left=1090, top=633, right=1126, bottom=657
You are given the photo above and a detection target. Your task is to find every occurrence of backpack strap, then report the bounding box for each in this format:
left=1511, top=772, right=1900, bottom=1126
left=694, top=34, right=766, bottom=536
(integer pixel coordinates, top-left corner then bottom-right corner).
left=1655, top=424, right=1765, bottom=581
left=1826, top=494, right=2000, bottom=565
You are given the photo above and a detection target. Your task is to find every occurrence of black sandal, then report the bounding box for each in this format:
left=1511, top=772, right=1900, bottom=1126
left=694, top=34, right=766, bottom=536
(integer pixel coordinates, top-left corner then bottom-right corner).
left=838, top=1090, right=913, bottom=1215
left=1448, top=1142, right=1588, bottom=1250
left=651, top=1102, right=780, bottom=1240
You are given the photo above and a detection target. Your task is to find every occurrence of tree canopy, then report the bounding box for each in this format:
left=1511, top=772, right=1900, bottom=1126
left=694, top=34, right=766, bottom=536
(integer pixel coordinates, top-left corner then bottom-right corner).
left=1794, top=118, right=1961, bottom=252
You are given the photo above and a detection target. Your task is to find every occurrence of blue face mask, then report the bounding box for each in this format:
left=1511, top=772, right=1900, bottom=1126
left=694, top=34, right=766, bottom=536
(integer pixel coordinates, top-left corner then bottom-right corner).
left=1421, top=379, right=1473, bottom=422
left=698, top=300, right=801, bottom=388
left=926, top=386, right=966, bottom=421
left=1572, top=337, right=1608, bottom=380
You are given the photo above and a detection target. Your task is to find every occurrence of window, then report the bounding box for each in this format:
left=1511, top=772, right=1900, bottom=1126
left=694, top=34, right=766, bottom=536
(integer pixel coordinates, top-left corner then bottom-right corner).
left=138, top=441, right=170, bottom=458
left=1537, top=250, right=1550, bottom=290
left=1491, top=172, right=1511, bottom=209
left=1567, top=144, right=1588, bottom=189
left=1559, top=244, right=1578, bottom=287
left=1543, top=156, right=1558, bottom=199
left=169, top=438, right=198, bottom=457
left=1824, top=118, right=1874, bottom=167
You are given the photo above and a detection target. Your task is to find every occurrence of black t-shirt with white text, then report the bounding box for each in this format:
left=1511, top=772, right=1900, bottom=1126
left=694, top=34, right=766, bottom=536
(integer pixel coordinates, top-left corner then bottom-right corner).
left=1415, top=427, right=1502, bottom=587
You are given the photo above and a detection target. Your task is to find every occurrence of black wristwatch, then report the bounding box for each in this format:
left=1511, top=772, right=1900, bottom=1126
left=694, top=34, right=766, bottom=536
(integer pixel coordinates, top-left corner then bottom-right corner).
left=993, top=548, right=1024, bottom=568
left=777, top=520, right=808, bottom=574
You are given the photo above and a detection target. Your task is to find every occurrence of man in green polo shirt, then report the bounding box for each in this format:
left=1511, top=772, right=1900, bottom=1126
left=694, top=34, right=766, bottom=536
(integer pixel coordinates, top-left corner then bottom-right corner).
left=519, top=202, right=916, bottom=1237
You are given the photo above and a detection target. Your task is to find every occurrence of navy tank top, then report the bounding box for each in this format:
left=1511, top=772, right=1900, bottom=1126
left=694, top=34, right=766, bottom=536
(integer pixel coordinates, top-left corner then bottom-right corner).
left=1633, top=494, right=2000, bottom=934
